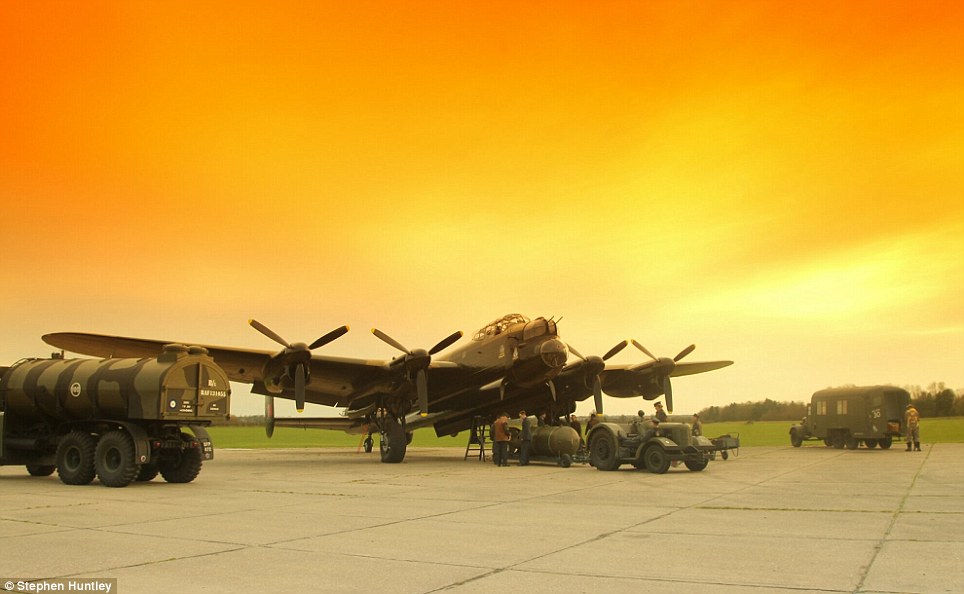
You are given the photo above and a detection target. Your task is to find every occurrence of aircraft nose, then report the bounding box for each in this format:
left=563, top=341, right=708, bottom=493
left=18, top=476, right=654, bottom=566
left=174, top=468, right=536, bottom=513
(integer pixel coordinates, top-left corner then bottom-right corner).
left=539, top=338, right=568, bottom=369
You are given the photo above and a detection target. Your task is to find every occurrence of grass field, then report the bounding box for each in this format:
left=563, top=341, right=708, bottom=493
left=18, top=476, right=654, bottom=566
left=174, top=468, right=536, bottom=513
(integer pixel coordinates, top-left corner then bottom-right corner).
left=207, top=417, right=964, bottom=449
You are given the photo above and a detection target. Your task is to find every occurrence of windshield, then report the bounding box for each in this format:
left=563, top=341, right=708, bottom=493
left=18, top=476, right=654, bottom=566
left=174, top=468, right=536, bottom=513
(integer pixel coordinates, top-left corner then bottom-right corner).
left=473, top=313, right=530, bottom=341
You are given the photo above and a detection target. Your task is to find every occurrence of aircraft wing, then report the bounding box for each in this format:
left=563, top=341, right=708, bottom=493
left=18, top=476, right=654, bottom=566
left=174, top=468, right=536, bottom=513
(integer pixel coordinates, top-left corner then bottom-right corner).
left=599, top=359, right=733, bottom=399
left=41, top=331, right=463, bottom=410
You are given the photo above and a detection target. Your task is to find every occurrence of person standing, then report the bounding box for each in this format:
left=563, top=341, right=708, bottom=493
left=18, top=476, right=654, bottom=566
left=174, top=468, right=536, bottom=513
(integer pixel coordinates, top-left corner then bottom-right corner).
left=492, top=412, right=511, bottom=466
left=654, top=402, right=668, bottom=422
left=905, top=404, right=921, bottom=451
left=691, top=413, right=702, bottom=436
left=569, top=414, right=584, bottom=448
left=518, top=410, right=532, bottom=466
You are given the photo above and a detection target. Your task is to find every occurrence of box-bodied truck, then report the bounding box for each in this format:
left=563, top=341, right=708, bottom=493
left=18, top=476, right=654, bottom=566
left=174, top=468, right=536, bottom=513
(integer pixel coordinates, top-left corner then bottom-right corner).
left=789, top=385, right=909, bottom=449
left=0, top=344, right=231, bottom=487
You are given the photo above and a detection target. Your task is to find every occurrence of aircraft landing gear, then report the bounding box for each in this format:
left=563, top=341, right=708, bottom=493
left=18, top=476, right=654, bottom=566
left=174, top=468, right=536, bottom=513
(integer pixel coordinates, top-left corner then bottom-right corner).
left=378, top=416, right=407, bottom=463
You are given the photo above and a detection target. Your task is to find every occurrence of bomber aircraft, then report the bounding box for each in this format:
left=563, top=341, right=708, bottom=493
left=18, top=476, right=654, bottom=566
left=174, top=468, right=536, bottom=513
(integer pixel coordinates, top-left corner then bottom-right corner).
left=43, top=314, right=732, bottom=463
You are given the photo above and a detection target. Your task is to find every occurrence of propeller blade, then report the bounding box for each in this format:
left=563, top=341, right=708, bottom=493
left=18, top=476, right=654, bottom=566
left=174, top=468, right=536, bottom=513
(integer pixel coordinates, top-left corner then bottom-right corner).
left=371, top=328, right=411, bottom=354
left=294, top=362, right=306, bottom=412
left=250, top=319, right=291, bottom=348
left=674, top=344, right=696, bottom=362
left=416, top=368, right=428, bottom=416
left=602, top=340, right=628, bottom=361
left=631, top=339, right=658, bottom=361
left=429, top=330, right=463, bottom=355
left=309, top=325, right=350, bottom=350
left=664, top=377, right=674, bottom=413
left=568, top=344, right=586, bottom=361
left=548, top=380, right=557, bottom=401
left=593, top=375, right=604, bottom=415
left=265, top=396, right=275, bottom=438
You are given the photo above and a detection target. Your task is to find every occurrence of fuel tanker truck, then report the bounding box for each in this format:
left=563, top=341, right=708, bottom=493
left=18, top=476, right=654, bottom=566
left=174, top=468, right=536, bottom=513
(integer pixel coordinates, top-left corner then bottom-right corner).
left=0, top=344, right=231, bottom=487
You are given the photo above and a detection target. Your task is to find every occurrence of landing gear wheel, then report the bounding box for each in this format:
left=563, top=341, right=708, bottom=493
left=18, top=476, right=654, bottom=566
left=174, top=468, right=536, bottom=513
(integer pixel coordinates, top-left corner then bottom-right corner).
left=159, top=433, right=203, bottom=483
left=56, top=430, right=97, bottom=485
left=589, top=432, right=620, bottom=471
left=379, top=418, right=407, bottom=463
left=643, top=445, right=671, bottom=474
left=95, top=430, right=139, bottom=488
left=26, top=465, right=56, bottom=476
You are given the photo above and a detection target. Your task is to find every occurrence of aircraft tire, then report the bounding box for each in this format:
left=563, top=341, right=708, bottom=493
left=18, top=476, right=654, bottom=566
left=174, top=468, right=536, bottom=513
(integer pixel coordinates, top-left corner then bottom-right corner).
left=380, top=419, right=407, bottom=463
left=159, top=433, right=203, bottom=483
left=56, top=430, right=98, bottom=486
left=26, top=464, right=56, bottom=477
left=95, top=430, right=139, bottom=488
left=642, top=444, right=671, bottom=474
left=589, top=432, right=620, bottom=471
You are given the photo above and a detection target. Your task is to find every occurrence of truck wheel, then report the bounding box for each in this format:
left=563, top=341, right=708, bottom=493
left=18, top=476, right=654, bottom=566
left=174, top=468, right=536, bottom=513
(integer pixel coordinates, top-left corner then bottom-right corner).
left=136, top=464, right=159, bottom=482
left=790, top=432, right=803, bottom=448
left=684, top=457, right=709, bottom=472
left=56, top=430, right=97, bottom=485
left=643, top=445, right=671, bottom=474
left=879, top=437, right=893, bottom=449
left=95, top=430, right=139, bottom=488
left=865, top=439, right=878, bottom=449
left=589, top=432, right=620, bottom=471
left=831, top=434, right=845, bottom=449
left=159, top=433, right=203, bottom=483
left=26, top=465, right=56, bottom=477
left=845, top=436, right=859, bottom=450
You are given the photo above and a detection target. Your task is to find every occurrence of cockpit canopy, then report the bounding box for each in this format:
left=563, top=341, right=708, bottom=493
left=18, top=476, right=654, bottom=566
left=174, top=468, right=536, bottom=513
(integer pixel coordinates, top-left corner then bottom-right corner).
left=473, top=314, right=530, bottom=341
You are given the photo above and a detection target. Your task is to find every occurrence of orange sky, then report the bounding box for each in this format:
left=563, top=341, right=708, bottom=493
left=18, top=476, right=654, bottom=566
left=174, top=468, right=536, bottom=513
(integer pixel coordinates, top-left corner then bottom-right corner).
left=2, top=1, right=962, bottom=416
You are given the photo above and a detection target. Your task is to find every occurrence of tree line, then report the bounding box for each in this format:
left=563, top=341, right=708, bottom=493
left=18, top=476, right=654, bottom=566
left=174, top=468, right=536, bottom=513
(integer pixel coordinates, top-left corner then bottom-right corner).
left=697, top=383, right=964, bottom=423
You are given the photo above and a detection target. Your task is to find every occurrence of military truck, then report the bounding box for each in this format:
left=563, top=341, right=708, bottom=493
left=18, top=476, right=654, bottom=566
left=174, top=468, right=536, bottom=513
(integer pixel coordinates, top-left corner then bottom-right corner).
left=586, top=414, right=734, bottom=473
left=789, top=385, right=909, bottom=449
left=0, top=344, right=231, bottom=487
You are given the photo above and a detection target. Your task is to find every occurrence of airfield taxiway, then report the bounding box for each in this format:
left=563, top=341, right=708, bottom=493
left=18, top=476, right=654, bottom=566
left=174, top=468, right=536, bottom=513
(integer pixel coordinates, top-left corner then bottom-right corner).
left=2, top=443, right=962, bottom=594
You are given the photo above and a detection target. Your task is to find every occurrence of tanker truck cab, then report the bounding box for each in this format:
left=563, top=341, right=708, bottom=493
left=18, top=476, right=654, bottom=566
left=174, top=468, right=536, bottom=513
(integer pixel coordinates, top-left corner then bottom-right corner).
left=0, top=344, right=231, bottom=487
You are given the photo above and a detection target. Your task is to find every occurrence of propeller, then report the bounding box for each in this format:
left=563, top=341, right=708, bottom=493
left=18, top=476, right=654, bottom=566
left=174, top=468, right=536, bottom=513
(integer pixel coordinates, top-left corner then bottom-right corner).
left=629, top=340, right=696, bottom=413
left=249, top=319, right=350, bottom=413
left=567, top=339, right=628, bottom=415
left=371, top=328, right=463, bottom=416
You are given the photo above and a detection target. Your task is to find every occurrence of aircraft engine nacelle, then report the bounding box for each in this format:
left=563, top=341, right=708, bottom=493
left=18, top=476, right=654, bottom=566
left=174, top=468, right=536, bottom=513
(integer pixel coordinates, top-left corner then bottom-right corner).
left=1, top=344, right=231, bottom=423
left=507, top=337, right=568, bottom=388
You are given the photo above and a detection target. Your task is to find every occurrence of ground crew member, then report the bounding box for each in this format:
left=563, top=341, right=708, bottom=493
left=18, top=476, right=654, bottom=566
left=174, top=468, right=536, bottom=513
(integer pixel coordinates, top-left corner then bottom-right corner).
left=905, top=404, right=921, bottom=451
left=492, top=412, right=511, bottom=466
left=518, top=410, right=532, bottom=466
left=654, top=402, right=668, bottom=422
left=691, top=413, right=702, bottom=436
left=569, top=414, right=583, bottom=447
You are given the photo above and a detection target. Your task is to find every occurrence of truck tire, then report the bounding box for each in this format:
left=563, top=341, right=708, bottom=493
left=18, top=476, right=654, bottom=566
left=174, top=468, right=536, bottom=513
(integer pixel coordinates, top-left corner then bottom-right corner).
left=865, top=439, right=878, bottom=449
left=159, top=433, right=203, bottom=483
left=26, top=465, right=56, bottom=477
left=589, top=432, right=620, bottom=471
left=56, top=430, right=97, bottom=485
left=790, top=431, right=803, bottom=448
left=879, top=437, right=893, bottom=449
left=136, top=464, right=159, bottom=482
left=684, top=457, right=709, bottom=472
left=845, top=435, right=859, bottom=450
left=95, top=430, right=139, bottom=488
left=642, top=444, right=671, bottom=474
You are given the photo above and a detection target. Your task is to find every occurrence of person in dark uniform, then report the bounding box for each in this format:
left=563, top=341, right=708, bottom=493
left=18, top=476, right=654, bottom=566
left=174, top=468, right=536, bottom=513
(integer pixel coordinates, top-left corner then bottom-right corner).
left=518, top=410, right=532, bottom=466
left=691, top=413, right=702, bottom=436
left=569, top=414, right=583, bottom=447
left=654, top=402, right=668, bottom=422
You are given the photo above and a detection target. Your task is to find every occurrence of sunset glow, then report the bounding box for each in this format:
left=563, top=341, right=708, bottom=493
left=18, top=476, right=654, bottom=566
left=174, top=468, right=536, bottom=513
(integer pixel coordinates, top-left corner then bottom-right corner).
left=2, top=1, right=962, bottom=415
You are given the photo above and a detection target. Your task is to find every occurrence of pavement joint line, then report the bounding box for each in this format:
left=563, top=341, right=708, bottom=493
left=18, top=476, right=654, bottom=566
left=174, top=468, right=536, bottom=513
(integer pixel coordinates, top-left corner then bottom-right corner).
left=853, top=444, right=932, bottom=594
